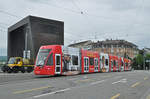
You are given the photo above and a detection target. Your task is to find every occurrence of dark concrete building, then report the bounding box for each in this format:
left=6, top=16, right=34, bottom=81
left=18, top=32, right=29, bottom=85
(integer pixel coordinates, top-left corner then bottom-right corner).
left=8, top=15, right=64, bottom=61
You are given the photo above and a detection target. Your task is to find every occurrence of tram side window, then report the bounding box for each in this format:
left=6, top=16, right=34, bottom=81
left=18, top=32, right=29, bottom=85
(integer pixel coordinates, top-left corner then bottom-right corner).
left=100, top=58, right=102, bottom=65
left=102, top=56, right=105, bottom=65
left=46, top=53, right=53, bottom=66
left=116, top=61, right=118, bottom=67
left=84, top=58, right=87, bottom=66
left=95, top=59, right=98, bottom=66
left=72, top=55, right=78, bottom=65
left=111, top=61, right=113, bottom=67
left=56, top=56, right=60, bottom=65
left=105, top=59, right=108, bottom=66
left=113, top=60, right=116, bottom=66
left=90, top=58, right=94, bottom=66
left=87, top=59, right=89, bottom=66
left=100, top=58, right=102, bottom=62
left=121, top=61, right=124, bottom=67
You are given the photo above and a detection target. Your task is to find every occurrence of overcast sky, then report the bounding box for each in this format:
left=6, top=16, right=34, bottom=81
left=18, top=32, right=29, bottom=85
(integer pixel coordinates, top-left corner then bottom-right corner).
left=0, top=0, right=150, bottom=55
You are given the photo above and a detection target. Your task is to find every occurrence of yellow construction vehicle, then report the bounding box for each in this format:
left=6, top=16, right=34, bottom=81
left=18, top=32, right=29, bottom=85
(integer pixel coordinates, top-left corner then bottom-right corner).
left=1, top=57, right=34, bottom=73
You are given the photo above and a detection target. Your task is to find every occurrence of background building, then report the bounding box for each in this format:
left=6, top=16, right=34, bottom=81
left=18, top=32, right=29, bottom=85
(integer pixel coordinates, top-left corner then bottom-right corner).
left=68, top=40, right=92, bottom=50
left=143, top=48, right=150, bottom=54
left=69, top=39, right=139, bottom=59
left=8, top=15, right=64, bottom=61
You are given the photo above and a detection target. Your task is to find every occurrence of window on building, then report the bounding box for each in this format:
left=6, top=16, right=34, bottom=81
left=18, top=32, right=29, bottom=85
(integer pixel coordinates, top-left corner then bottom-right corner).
left=104, top=45, right=106, bottom=48
left=111, top=48, right=114, bottom=53
left=46, top=53, right=53, bottom=66
left=72, top=55, right=78, bottom=65
left=90, top=58, right=94, bottom=65
left=118, top=45, right=121, bottom=48
left=117, top=48, right=119, bottom=53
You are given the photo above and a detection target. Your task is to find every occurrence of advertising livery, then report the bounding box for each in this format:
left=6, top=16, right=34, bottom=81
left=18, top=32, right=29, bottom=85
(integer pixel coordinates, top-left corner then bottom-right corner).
left=34, top=45, right=131, bottom=76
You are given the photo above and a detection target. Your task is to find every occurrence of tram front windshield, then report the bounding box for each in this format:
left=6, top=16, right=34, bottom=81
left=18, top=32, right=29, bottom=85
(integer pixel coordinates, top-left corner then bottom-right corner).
left=36, top=49, right=51, bottom=66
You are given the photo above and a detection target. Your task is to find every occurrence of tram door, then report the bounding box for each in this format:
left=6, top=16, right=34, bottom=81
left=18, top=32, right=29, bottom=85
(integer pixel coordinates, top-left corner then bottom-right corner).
left=84, top=57, right=89, bottom=73
left=94, top=58, right=98, bottom=72
left=55, top=54, right=61, bottom=74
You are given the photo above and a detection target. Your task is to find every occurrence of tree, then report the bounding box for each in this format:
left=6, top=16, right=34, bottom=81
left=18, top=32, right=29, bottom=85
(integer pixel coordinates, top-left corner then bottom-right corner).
left=136, top=54, right=144, bottom=69
left=145, top=53, right=150, bottom=70
left=145, top=54, right=150, bottom=59
left=139, top=50, right=144, bottom=55
left=132, top=52, right=150, bottom=70
left=132, top=57, right=138, bottom=69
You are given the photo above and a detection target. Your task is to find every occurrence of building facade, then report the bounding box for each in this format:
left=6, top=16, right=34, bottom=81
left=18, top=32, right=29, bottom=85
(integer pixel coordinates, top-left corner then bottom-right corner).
left=143, top=48, right=150, bottom=54
left=91, top=39, right=138, bottom=59
left=68, top=40, right=92, bottom=50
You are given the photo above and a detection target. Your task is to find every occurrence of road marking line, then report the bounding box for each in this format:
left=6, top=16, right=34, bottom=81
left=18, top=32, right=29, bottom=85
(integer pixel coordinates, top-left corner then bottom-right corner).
left=112, top=78, right=127, bottom=84
left=114, top=76, right=122, bottom=79
left=68, top=78, right=78, bottom=81
left=33, top=88, right=71, bottom=98
left=144, top=77, right=148, bottom=80
left=13, top=86, right=51, bottom=94
left=110, top=93, right=120, bottom=99
left=112, top=81, right=121, bottom=84
left=131, top=82, right=140, bottom=88
left=146, top=94, right=150, bottom=99
left=90, top=80, right=105, bottom=85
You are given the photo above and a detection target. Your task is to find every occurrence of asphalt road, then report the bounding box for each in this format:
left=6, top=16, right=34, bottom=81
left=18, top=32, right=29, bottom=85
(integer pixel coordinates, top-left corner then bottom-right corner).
left=0, top=70, right=150, bottom=99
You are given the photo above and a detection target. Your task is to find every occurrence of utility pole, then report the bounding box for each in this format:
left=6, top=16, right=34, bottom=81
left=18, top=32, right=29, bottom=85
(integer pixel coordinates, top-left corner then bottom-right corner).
left=94, top=32, right=97, bottom=40
left=24, top=25, right=29, bottom=59
left=143, top=49, right=145, bottom=70
left=148, top=61, right=150, bottom=70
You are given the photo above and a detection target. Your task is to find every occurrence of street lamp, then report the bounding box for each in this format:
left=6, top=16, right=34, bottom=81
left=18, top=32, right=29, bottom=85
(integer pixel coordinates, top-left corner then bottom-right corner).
left=143, top=49, right=146, bottom=70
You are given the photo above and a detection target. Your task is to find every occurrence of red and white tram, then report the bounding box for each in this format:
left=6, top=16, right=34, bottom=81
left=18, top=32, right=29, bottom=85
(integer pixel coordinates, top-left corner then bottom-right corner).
left=34, top=45, right=131, bottom=76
